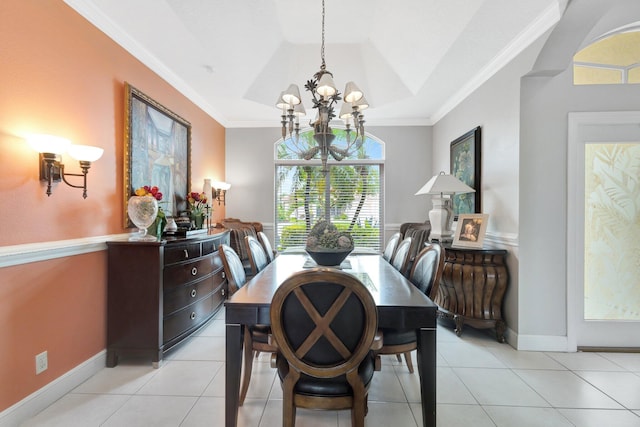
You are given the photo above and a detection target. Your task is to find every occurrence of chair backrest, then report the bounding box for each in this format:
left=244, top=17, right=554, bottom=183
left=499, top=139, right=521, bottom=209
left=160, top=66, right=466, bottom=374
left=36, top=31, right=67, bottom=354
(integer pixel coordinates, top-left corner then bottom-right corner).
left=245, top=235, right=269, bottom=275
left=257, top=231, right=275, bottom=263
left=390, top=237, right=412, bottom=276
left=408, top=243, right=445, bottom=298
left=219, top=244, right=246, bottom=295
left=382, top=232, right=401, bottom=262
left=270, top=269, right=378, bottom=379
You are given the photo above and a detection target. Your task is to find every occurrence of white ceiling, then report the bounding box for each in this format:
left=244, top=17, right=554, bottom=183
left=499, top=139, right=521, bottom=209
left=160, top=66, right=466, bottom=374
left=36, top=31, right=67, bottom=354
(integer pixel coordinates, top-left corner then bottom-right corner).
left=63, top=0, right=565, bottom=127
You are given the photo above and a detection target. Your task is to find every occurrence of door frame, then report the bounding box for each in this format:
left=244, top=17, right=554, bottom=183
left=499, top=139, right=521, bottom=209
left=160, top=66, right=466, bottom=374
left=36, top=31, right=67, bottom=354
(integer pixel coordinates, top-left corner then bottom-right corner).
left=567, top=111, right=640, bottom=351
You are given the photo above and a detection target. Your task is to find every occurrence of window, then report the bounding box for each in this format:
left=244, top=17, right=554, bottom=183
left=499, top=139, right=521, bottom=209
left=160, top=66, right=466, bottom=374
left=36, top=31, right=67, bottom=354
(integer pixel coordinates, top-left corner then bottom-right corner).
left=275, top=128, right=384, bottom=251
left=573, top=31, right=640, bottom=85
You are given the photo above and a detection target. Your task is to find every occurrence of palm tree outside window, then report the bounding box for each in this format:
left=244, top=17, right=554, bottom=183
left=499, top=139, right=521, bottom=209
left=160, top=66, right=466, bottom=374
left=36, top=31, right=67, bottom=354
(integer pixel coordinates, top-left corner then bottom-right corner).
left=275, top=128, right=384, bottom=251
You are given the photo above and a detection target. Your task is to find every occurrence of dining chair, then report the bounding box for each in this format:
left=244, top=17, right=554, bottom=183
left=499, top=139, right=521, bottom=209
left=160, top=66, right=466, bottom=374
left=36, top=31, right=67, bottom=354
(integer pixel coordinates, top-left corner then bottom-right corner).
left=218, top=243, right=276, bottom=405
left=257, top=231, right=276, bottom=263
left=376, top=243, right=444, bottom=373
left=244, top=235, right=269, bottom=276
left=270, top=269, right=379, bottom=427
left=390, top=236, right=412, bottom=277
left=382, top=232, right=401, bottom=262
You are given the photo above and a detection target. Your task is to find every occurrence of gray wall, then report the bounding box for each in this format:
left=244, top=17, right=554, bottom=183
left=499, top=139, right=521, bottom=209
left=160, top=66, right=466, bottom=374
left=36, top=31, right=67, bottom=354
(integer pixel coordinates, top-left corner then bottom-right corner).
left=519, top=0, right=640, bottom=344
left=225, top=126, right=432, bottom=244
left=431, top=32, right=549, bottom=337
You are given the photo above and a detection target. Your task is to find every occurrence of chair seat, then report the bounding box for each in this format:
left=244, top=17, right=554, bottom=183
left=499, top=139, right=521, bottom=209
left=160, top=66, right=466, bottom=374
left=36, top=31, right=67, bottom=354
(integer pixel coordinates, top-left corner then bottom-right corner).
left=379, top=328, right=416, bottom=346
left=276, top=353, right=375, bottom=397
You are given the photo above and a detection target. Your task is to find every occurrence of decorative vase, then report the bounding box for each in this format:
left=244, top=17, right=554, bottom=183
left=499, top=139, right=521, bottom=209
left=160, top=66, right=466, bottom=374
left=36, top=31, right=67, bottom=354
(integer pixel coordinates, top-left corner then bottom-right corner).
left=164, top=217, right=178, bottom=233
left=194, top=213, right=205, bottom=229
left=127, top=196, right=159, bottom=241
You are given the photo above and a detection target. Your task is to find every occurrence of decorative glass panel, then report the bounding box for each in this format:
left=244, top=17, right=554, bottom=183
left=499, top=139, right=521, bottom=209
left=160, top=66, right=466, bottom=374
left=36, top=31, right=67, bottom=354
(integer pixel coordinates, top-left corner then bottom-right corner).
left=584, top=143, right=640, bottom=320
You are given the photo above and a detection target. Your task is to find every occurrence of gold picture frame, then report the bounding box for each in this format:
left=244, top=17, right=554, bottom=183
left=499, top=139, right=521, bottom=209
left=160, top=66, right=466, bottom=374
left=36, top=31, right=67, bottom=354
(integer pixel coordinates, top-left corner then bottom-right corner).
left=123, top=83, right=191, bottom=227
left=452, top=214, right=489, bottom=248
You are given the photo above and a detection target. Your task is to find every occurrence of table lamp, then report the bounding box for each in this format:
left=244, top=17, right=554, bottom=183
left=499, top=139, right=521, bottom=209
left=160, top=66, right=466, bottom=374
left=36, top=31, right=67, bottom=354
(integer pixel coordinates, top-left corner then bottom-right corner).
left=415, top=171, right=475, bottom=242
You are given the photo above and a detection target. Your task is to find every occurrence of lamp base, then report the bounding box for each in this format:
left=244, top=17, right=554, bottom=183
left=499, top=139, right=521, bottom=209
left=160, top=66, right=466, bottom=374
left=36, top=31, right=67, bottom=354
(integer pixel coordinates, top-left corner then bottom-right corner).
left=428, top=197, right=454, bottom=243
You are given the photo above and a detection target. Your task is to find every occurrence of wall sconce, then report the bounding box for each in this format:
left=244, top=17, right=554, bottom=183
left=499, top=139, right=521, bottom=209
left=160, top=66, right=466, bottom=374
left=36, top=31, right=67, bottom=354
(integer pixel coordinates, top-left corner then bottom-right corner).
left=27, top=134, right=104, bottom=199
left=212, top=181, right=230, bottom=205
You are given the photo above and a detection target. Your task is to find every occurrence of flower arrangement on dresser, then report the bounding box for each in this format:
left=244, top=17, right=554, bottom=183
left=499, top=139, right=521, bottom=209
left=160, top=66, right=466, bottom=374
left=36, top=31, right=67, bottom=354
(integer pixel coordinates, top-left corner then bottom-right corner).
left=127, top=185, right=166, bottom=241
left=187, top=191, right=210, bottom=229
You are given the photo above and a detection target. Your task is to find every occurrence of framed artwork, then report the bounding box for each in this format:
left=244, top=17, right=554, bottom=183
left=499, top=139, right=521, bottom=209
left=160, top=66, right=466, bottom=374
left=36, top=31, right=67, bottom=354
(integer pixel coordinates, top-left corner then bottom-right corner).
left=123, top=82, right=191, bottom=227
left=452, top=214, right=489, bottom=248
left=450, top=126, right=481, bottom=218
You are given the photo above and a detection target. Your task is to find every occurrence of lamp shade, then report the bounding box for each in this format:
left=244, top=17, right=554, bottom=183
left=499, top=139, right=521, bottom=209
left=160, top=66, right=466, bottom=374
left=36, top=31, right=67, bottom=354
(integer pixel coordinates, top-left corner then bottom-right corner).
left=27, top=134, right=71, bottom=154
left=293, top=102, right=306, bottom=117
left=282, top=84, right=301, bottom=105
left=316, top=73, right=337, bottom=97
left=353, top=96, right=369, bottom=111
left=67, top=144, right=104, bottom=162
left=415, top=171, right=475, bottom=196
left=343, top=81, right=363, bottom=103
left=339, top=102, right=353, bottom=121
left=275, top=91, right=289, bottom=110
left=213, top=181, right=231, bottom=191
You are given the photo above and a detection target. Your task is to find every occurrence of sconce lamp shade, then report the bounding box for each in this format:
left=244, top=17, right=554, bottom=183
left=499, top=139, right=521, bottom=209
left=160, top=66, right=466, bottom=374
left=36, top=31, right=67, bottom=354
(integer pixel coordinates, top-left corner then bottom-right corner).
left=213, top=181, right=231, bottom=191
left=68, top=144, right=104, bottom=162
left=415, top=171, right=475, bottom=196
left=275, top=91, right=289, bottom=110
left=415, top=171, right=476, bottom=242
left=27, top=134, right=71, bottom=154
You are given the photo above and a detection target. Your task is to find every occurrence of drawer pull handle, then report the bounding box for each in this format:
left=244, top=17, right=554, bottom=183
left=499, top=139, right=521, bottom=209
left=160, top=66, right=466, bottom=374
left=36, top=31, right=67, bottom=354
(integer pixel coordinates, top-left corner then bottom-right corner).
left=183, top=249, right=189, bottom=259
left=191, top=267, right=198, bottom=276
left=190, top=312, right=196, bottom=320
left=221, top=272, right=226, bottom=279
left=190, top=289, right=197, bottom=298
left=221, top=288, right=226, bottom=296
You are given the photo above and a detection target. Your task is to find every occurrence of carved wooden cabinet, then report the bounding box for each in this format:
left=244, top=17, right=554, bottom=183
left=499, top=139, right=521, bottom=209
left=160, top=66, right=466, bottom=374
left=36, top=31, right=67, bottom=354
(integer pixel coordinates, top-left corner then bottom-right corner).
left=434, top=245, right=509, bottom=342
left=106, top=230, right=230, bottom=367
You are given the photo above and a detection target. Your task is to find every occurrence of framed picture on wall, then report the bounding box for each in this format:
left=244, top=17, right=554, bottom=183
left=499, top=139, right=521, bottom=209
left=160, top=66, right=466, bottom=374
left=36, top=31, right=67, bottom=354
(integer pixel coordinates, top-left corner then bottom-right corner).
left=123, top=82, right=192, bottom=227
left=453, top=214, right=489, bottom=248
left=450, top=126, right=481, bottom=218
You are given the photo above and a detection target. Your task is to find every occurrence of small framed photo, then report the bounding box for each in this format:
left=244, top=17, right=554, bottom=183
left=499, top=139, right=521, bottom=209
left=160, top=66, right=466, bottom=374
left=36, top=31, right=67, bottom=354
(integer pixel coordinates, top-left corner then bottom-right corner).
left=452, top=214, right=489, bottom=248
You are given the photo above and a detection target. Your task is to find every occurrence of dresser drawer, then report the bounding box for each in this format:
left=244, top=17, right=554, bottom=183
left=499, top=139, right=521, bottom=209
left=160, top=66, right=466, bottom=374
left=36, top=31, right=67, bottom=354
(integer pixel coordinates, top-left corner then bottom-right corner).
left=164, top=276, right=215, bottom=316
left=164, top=256, right=214, bottom=289
left=164, top=242, right=202, bottom=265
left=163, top=296, right=215, bottom=343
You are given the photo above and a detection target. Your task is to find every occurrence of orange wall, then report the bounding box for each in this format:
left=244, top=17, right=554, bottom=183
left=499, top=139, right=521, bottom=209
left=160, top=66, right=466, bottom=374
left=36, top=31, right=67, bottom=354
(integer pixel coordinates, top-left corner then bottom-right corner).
left=0, top=0, right=225, bottom=410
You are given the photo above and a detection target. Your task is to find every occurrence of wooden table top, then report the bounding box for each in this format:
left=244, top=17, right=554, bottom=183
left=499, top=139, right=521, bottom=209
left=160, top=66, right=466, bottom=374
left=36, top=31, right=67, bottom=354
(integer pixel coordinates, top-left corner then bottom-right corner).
left=225, top=253, right=437, bottom=310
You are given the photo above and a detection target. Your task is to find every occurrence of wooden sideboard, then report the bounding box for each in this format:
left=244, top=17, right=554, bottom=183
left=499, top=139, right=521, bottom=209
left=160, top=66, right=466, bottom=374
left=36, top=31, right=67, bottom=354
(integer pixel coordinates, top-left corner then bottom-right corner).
left=434, top=245, right=509, bottom=342
left=106, top=229, right=230, bottom=367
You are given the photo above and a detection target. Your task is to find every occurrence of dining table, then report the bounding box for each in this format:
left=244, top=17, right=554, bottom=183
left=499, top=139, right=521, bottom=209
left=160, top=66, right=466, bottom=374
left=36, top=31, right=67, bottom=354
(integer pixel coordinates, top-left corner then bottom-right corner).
left=224, top=252, right=437, bottom=427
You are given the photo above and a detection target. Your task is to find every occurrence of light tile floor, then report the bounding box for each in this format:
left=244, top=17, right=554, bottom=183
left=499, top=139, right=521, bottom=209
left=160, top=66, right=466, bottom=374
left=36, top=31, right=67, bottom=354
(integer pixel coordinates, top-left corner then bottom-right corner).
left=21, top=308, right=640, bottom=426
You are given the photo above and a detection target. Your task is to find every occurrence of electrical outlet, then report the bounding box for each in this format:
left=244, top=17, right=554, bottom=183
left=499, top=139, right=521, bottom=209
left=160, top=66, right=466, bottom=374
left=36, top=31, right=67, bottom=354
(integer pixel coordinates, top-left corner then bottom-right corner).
left=35, top=351, right=48, bottom=375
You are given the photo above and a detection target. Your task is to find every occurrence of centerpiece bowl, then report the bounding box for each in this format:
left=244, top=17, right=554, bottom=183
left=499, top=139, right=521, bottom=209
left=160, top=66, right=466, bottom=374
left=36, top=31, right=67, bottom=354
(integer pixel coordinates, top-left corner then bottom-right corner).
left=305, top=220, right=354, bottom=267
left=306, top=248, right=353, bottom=266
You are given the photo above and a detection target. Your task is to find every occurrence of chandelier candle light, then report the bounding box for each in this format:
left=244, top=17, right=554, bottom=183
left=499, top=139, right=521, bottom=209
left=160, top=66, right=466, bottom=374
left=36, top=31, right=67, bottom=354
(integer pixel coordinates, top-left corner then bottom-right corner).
left=277, top=0, right=369, bottom=174
left=415, top=171, right=476, bottom=242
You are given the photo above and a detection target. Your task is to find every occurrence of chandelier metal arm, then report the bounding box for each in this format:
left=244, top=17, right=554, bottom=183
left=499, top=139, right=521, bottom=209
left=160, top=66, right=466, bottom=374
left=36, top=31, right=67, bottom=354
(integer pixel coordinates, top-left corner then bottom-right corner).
left=277, top=0, right=368, bottom=174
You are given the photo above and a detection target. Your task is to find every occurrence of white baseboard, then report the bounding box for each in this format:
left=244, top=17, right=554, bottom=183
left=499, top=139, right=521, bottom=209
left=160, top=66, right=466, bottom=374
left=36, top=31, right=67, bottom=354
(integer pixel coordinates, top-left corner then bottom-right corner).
left=513, top=333, right=571, bottom=352
left=0, top=351, right=106, bottom=427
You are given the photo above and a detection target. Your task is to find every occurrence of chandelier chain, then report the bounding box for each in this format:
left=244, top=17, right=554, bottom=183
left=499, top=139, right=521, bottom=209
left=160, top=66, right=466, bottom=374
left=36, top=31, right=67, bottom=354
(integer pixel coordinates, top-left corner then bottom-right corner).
left=320, top=0, right=326, bottom=70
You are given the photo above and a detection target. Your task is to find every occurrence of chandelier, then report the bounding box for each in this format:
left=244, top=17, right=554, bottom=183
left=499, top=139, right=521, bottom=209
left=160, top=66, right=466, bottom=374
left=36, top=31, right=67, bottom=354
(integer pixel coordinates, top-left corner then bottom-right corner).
left=277, top=0, right=369, bottom=173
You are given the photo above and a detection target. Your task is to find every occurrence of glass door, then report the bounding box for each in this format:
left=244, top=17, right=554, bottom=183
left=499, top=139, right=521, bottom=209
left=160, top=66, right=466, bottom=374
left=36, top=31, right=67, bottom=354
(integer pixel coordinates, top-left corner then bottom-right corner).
left=568, top=112, right=640, bottom=349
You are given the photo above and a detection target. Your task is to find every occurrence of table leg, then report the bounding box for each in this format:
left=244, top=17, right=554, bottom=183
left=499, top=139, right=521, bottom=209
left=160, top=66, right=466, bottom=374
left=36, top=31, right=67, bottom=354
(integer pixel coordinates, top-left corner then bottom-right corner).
left=416, top=326, right=436, bottom=427
left=226, top=323, right=243, bottom=427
